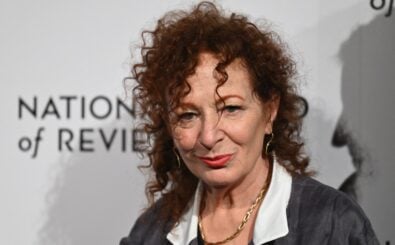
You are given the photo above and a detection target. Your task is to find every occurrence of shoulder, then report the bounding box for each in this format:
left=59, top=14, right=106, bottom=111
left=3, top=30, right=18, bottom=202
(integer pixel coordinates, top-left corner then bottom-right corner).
left=285, top=175, right=379, bottom=244
left=120, top=199, right=173, bottom=245
left=290, top=175, right=362, bottom=215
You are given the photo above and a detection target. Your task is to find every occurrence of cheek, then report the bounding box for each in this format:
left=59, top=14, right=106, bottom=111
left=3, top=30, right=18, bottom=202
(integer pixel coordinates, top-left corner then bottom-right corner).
left=172, top=126, right=199, bottom=152
left=227, top=125, right=263, bottom=147
left=225, top=115, right=267, bottom=145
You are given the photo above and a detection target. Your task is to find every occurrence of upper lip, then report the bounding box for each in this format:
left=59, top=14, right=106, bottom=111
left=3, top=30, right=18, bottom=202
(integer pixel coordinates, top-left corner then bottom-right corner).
left=198, top=154, right=232, bottom=160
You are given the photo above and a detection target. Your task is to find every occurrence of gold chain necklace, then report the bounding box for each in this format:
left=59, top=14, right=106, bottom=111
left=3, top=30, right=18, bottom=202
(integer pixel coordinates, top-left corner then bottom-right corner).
left=198, top=183, right=269, bottom=245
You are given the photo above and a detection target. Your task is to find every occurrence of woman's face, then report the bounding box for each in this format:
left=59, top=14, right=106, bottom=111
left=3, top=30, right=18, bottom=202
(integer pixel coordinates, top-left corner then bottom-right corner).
left=171, top=53, right=278, bottom=188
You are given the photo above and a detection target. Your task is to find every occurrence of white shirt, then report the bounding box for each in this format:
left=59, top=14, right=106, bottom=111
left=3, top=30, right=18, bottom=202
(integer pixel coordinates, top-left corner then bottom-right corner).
left=167, top=160, right=292, bottom=245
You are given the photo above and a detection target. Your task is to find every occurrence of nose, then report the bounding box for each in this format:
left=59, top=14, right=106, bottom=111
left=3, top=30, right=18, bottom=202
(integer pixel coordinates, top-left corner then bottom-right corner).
left=332, top=116, right=348, bottom=147
left=198, top=114, right=223, bottom=150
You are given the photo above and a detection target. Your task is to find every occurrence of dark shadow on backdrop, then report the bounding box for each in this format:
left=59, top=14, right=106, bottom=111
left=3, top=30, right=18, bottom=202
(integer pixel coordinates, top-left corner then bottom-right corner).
left=37, top=119, right=146, bottom=245
left=332, top=12, right=395, bottom=202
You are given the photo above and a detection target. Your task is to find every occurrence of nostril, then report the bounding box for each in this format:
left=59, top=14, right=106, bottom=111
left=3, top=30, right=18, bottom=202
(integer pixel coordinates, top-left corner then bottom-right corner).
left=200, top=141, right=214, bottom=150
left=199, top=129, right=224, bottom=151
left=332, top=123, right=348, bottom=147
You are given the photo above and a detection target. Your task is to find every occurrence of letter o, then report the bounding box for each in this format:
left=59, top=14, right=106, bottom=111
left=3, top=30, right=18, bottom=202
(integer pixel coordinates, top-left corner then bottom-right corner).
left=18, top=137, right=32, bottom=151
left=90, top=96, right=112, bottom=119
left=370, top=0, right=386, bottom=10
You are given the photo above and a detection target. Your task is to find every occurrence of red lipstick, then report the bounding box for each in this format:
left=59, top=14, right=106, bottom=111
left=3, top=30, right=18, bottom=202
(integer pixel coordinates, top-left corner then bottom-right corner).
left=198, top=154, right=232, bottom=168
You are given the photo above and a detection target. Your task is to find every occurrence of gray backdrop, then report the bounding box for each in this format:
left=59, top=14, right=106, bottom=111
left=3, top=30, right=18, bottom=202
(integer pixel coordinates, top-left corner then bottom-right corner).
left=0, top=0, right=393, bottom=244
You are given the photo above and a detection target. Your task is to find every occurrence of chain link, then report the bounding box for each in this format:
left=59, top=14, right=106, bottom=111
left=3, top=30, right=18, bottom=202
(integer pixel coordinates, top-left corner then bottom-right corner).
left=199, top=184, right=269, bottom=245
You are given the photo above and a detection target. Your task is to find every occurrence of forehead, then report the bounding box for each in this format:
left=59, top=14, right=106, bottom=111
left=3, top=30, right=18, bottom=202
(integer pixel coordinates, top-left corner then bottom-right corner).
left=184, top=53, right=254, bottom=99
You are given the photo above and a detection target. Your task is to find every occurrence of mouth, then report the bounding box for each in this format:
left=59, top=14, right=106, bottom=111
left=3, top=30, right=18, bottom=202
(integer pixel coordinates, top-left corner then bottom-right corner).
left=198, top=154, right=233, bottom=168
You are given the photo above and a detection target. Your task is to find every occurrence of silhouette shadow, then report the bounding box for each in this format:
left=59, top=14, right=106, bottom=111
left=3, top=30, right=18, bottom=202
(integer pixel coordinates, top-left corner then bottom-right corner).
left=332, top=12, right=395, bottom=243
left=37, top=118, right=147, bottom=245
left=333, top=12, right=395, bottom=196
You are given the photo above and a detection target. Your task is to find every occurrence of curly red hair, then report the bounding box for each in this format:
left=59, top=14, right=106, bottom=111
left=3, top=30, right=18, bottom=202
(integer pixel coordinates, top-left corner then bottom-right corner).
left=131, top=1, right=309, bottom=223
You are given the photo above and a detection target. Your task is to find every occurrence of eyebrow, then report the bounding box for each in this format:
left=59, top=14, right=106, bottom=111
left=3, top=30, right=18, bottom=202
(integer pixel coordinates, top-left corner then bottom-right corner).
left=176, top=94, right=245, bottom=109
left=215, top=94, right=245, bottom=103
left=174, top=102, right=197, bottom=110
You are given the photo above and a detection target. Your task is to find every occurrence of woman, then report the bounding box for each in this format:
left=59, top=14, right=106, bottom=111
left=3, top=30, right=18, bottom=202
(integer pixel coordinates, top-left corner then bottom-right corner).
left=121, top=2, right=378, bottom=244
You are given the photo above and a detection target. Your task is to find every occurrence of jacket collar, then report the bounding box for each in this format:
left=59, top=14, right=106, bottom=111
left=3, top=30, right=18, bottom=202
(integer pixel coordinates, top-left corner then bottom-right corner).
left=166, top=159, right=292, bottom=245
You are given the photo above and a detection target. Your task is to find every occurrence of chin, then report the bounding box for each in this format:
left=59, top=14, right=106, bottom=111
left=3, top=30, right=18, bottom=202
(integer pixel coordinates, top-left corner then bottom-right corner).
left=201, top=179, right=232, bottom=189
left=198, top=170, right=239, bottom=189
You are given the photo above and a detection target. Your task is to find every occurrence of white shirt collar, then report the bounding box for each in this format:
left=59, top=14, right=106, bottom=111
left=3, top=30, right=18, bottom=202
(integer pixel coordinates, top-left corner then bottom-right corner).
left=166, top=159, right=292, bottom=245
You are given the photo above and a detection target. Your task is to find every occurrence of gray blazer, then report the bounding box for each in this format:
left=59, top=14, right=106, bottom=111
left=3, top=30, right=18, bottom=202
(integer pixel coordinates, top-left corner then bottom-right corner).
left=120, top=175, right=379, bottom=245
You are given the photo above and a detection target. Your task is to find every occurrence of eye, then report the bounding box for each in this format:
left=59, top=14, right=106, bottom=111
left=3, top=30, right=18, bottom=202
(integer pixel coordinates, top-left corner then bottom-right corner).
left=177, top=111, right=198, bottom=122
left=222, top=105, right=242, bottom=113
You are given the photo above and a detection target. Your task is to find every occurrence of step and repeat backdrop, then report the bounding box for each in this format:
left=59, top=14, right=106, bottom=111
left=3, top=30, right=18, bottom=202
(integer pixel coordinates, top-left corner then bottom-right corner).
left=1, top=0, right=394, bottom=244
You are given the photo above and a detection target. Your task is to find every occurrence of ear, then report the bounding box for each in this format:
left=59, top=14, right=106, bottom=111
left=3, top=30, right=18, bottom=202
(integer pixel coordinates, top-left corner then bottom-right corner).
left=265, top=95, right=280, bottom=134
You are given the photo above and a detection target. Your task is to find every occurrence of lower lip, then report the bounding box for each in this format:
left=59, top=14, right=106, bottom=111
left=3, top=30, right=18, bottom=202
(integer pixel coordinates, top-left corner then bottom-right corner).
left=199, top=154, right=233, bottom=168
